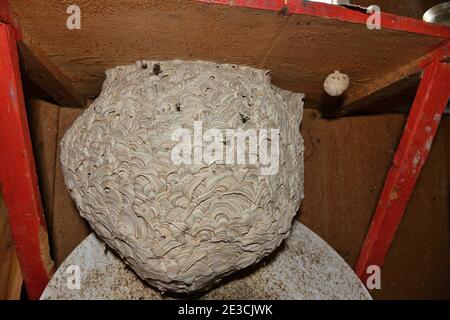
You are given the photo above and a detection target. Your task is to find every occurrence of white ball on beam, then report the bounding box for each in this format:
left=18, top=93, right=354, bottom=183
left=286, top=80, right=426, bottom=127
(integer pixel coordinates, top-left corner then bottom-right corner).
left=324, top=71, right=350, bottom=97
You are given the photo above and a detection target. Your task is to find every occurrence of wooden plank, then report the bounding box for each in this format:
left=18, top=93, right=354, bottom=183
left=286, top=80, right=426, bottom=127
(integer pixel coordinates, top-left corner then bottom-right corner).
left=324, top=43, right=450, bottom=117
left=298, top=109, right=407, bottom=266
left=371, top=118, right=450, bottom=299
left=2, top=0, right=85, bottom=107
left=17, top=32, right=86, bottom=108
left=204, top=0, right=450, bottom=38
left=0, top=23, right=53, bottom=300
left=7, top=0, right=448, bottom=110
left=355, top=62, right=450, bottom=286
left=0, top=192, right=23, bottom=300
left=443, top=118, right=450, bottom=206
left=299, top=109, right=450, bottom=299
left=26, top=99, right=59, bottom=235
left=0, top=0, right=20, bottom=39
left=52, top=107, right=91, bottom=266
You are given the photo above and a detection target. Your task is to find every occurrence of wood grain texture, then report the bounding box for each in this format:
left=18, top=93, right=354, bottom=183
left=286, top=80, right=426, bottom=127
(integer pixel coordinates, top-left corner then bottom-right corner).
left=0, top=192, right=23, bottom=300
left=327, top=44, right=449, bottom=117
left=298, top=109, right=450, bottom=299
left=17, top=34, right=86, bottom=108
left=8, top=0, right=447, bottom=111
left=52, top=107, right=91, bottom=266
left=355, top=62, right=450, bottom=283
left=26, top=99, right=91, bottom=267
left=26, top=99, right=59, bottom=233
left=298, top=109, right=406, bottom=266
left=372, top=120, right=450, bottom=299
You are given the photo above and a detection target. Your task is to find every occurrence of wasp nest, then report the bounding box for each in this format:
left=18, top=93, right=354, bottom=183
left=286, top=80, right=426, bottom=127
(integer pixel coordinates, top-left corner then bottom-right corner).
left=60, top=60, right=304, bottom=293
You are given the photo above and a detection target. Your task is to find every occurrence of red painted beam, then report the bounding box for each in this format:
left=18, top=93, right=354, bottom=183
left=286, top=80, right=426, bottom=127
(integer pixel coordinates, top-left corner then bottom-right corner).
left=0, top=0, right=21, bottom=40
left=355, top=61, right=450, bottom=286
left=198, top=0, right=450, bottom=39
left=0, top=23, right=52, bottom=300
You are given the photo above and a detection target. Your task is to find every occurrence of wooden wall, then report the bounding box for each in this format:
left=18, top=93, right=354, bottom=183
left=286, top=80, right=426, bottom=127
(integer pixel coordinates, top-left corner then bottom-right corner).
left=0, top=193, right=23, bottom=299
left=21, top=99, right=450, bottom=299
left=300, top=110, right=450, bottom=299
left=1, top=0, right=448, bottom=300
left=26, top=100, right=90, bottom=266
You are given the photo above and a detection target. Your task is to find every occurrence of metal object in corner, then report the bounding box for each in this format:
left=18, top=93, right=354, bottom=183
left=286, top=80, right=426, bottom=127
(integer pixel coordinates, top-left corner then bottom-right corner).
left=423, top=2, right=450, bottom=26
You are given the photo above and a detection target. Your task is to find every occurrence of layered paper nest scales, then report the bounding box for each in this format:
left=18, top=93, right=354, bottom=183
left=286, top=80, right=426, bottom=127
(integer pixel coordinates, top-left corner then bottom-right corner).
left=60, top=60, right=305, bottom=293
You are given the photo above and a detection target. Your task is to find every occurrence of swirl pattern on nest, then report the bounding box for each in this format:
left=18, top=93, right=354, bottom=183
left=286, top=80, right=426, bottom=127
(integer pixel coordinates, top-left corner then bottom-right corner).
left=60, top=60, right=304, bottom=293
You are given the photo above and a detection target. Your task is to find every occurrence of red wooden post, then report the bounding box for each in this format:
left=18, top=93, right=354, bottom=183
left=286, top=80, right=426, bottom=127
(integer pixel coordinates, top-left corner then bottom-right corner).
left=355, top=61, right=450, bottom=286
left=0, top=23, right=53, bottom=299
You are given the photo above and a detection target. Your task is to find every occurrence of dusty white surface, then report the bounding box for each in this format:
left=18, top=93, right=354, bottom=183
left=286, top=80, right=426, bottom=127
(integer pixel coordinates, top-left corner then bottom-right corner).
left=41, top=222, right=371, bottom=300
left=60, top=60, right=304, bottom=293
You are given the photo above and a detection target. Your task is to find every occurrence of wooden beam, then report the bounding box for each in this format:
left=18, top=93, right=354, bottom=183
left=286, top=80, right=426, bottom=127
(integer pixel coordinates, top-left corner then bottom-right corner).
left=7, top=0, right=448, bottom=110
left=1, top=1, right=84, bottom=107
left=0, top=0, right=20, bottom=39
left=17, top=32, right=86, bottom=108
left=53, top=107, right=91, bottom=266
left=324, top=43, right=450, bottom=117
left=27, top=100, right=59, bottom=234
left=0, top=193, right=23, bottom=300
left=355, top=61, right=450, bottom=287
left=203, top=0, right=450, bottom=38
left=0, top=23, right=53, bottom=300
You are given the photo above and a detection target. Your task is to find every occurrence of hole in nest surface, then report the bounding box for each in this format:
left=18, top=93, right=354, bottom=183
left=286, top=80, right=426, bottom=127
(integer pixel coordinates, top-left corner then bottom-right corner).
left=153, top=63, right=161, bottom=75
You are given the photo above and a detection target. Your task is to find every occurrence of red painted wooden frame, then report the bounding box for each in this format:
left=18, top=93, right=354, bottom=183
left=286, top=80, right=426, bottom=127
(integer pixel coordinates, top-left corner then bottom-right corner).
left=0, top=23, right=53, bottom=300
left=1, top=0, right=449, bottom=298
left=355, top=61, right=450, bottom=286
left=198, top=0, right=450, bottom=39
left=0, top=0, right=21, bottom=39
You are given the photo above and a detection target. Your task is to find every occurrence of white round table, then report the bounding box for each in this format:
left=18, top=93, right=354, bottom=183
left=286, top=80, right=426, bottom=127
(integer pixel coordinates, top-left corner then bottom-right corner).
left=41, top=221, right=371, bottom=300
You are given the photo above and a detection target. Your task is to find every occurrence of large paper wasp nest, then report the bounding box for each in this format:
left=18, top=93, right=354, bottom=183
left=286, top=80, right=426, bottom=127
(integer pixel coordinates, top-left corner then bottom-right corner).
left=61, top=60, right=304, bottom=293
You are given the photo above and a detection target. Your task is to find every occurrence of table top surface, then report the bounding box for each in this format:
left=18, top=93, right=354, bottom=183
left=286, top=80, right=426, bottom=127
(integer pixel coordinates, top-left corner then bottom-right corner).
left=41, top=221, right=371, bottom=300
